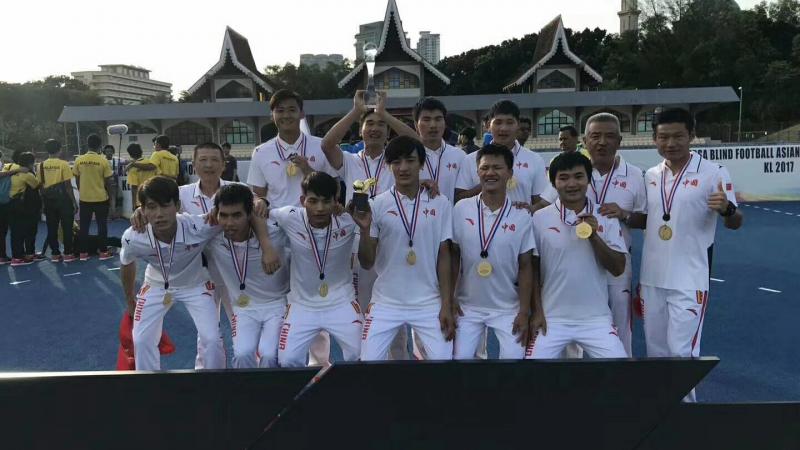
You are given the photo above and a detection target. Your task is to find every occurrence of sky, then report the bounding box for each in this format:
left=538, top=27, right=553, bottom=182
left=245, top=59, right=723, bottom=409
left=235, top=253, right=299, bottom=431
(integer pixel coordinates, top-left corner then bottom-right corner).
left=1, top=0, right=763, bottom=94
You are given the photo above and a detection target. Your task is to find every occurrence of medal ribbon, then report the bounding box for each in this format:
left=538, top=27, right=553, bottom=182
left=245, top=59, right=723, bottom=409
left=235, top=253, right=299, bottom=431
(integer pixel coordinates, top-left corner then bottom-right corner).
left=558, top=199, right=593, bottom=227
left=424, top=140, right=446, bottom=182
left=392, top=186, right=423, bottom=247
left=153, top=226, right=178, bottom=289
left=275, top=133, right=307, bottom=163
left=302, top=212, right=333, bottom=280
left=477, top=195, right=510, bottom=257
left=227, top=237, right=249, bottom=291
left=660, top=155, right=691, bottom=220
left=360, top=151, right=385, bottom=197
left=590, top=160, right=617, bottom=205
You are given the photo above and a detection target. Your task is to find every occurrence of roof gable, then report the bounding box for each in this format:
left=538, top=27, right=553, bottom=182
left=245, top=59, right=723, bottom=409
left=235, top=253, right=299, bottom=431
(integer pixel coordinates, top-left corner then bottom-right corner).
left=187, top=26, right=275, bottom=96
left=504, top=16, right=602, bottom=91
left=338, top=0, right=449, bottom=88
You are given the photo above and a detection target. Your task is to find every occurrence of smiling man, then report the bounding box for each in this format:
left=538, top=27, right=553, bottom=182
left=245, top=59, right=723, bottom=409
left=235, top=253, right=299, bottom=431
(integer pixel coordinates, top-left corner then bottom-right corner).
left=451, top=144, right=539, bottom=359
left=637, top=108, right=742, bottom=402
left=526, top=152, right=628, bottom=360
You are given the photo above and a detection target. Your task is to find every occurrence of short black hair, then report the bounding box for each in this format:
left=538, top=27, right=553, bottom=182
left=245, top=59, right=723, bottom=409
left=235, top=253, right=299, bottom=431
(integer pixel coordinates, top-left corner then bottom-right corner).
left=519, top=117, right=532, bottom=126
left=17, top=152, right=35, bottom=167
left=103, top=144, right=115, bottom=151
left=138, top=176, right=179, bottom=207
left=459, top=127, right=477, bottom=140
left=488, top=100, right=520, bottom=120
left=127, top=143, right=143, bottom=159
left=44, top=139, right=61, bottom=155
left=653, top=108, right=695, bottom=135
left=413, top=97, right=447, bottom=122
left=221, top=142, right=231, bottom=150
left=214, top=183, right=254, bottom=216
left=87, top=134, right=102, bottom=150
left=559, top=125, right=578, bottom=137
left=153, top=135, right=170, bottom=149
left=301, top=171, right=339, bottom=200
left=168, top=146, right=178, bottom=156
left=193, top=142, right=224, bottom=160
left=270, top=89, right=304, bottom=111
left=549, top=151, right=593, bottom=185
left=477, top=143, right=514, bottom=170
left=384, top=135, right=426, bottom=165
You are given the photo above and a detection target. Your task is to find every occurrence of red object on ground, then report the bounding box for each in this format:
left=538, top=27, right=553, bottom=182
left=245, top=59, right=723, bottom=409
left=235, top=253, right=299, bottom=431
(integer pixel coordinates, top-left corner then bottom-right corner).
left=115, top=313, right=176, bottom=370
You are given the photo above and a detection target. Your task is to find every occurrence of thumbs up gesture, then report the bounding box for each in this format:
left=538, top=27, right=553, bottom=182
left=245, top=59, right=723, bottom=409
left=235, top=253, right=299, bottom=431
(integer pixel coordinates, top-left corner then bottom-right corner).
left=707, top=180, right=729, bottom=213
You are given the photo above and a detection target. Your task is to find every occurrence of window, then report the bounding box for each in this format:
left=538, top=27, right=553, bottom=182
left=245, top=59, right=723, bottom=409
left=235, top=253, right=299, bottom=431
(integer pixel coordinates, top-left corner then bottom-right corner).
left=165, top=121, right=213, bottom=146
left=220, top=120, right=255, bottom=145
left=129, top=136, right=138, bottom=142
left=375, top=68, right=419, bottom=89
left=537, top=70, right=576, bottom=90
left=637, top=111, right=656, bottom=133
left=537, top=110, right=574, bottom=136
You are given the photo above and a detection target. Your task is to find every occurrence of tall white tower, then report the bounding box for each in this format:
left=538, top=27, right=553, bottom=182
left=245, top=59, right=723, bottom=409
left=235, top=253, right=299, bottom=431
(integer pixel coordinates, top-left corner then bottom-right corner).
left=618, top=0, right=641, bottom=34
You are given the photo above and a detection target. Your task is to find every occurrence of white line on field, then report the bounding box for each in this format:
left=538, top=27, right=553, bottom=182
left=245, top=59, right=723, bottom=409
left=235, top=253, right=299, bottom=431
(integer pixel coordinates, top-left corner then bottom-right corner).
left=9, top=280, right=31, bottom=285
left=758, top=287, right=781, bottom=293
left=107, top=267, right=120, bottom=271
left=710, top=278, right=724, bottom=282
left=63, top=272, right=82, bottom=277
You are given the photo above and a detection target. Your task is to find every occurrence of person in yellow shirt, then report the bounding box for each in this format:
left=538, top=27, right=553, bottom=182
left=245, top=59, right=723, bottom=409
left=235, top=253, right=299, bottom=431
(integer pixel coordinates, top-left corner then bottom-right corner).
left=73, top=134, right=113, bottom=261
left=0, top=151, right=30, bottom=264
left=8, top=152, right=41, bottom=266
left=126, top=135, right=179, bottom=180
left=40, top=139, right=78, bottom=262
left=125, top=143, right=156, bottom=208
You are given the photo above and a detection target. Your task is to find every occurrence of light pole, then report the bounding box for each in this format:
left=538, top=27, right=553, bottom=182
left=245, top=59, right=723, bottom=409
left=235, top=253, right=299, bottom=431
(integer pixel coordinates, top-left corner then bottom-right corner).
left=737, top=86, right=743, bottom=142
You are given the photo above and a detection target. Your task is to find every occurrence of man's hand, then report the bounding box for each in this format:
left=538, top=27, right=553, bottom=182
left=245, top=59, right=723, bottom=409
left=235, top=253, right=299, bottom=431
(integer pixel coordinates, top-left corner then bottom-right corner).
left=354, top=90, right=369, bottom=114
left=420, top=179, right=440, bottom=198
left=130, top=207, right=147, bottom=232
left=513, top=312, right=531, bottom=346
left=347, top=201, right=372, bottom=232
left=205, top=208, right=219, bottom=226
left=289, top=154, right=313, bottom=176
left=530, top=310, right=547, bottom=337
left=253, top=197, right=268, bottom=219
left=578, top=213, right=600, bottom=234
left=598, top=202, right=627, bottom=220
left=707, top=181, right=729, bottom=213
left=439, top=306, right=456, bottom=342
left=374, top=90, right=388, bottom=116
left=261, top=244, right=281, bottom=275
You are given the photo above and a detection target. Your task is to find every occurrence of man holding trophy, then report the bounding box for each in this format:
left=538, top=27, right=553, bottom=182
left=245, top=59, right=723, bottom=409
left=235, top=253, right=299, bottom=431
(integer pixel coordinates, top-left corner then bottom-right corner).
left=321, top=46, right=418, bottom=318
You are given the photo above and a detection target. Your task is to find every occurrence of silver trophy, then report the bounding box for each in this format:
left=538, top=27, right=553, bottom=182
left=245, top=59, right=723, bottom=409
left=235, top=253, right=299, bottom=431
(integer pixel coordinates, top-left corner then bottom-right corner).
left=363, top=42, right=378, bottom=108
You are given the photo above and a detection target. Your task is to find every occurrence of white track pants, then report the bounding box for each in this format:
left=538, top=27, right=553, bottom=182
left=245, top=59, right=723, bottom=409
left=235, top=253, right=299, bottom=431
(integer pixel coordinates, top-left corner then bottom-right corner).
left=525, top=322, right=627, bottom=359
left=361, top=303, right=453, bottom=361
left=231, top=301, right=286, bottom=368
left=278, top=301, right=363, bottom=367
left=454, top=305, right=524, bottom=360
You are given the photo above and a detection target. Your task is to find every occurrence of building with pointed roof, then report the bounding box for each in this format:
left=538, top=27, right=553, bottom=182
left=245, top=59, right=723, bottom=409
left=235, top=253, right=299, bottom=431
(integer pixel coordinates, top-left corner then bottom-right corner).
left=504, top=16, right=602, bottom=94
left=185, top=26, right=277, bottom=103
left=339, top=0, right=449, bottom=99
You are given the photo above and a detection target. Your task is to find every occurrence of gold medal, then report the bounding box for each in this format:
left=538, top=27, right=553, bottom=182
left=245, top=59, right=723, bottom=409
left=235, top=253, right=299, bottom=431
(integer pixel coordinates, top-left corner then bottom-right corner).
left=162, top=292, right=173, bottom=307
left=319, top=282, right=329, bottom=298
left=286, top=164, right=298, bottom=176
left=406, top=249, right=417, bottom=265
left=576, top=222, right=593, bottom=239
left=506, top=177, right=518, bottom=190
left=477, top=260, right=493, bottom=277
left=236, top=293, right=250, bottom=308
left=658, top=224, right=673, bottom=241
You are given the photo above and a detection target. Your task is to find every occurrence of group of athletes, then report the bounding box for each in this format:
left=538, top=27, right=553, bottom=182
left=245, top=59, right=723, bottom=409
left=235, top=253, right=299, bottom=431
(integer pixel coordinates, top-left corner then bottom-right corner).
left=119, top=89, right=742, bottom=401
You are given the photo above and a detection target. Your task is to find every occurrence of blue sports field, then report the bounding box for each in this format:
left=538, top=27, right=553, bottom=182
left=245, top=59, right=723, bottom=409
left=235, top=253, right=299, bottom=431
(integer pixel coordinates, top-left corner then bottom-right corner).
left=1, top=202, right=798, bottom=402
